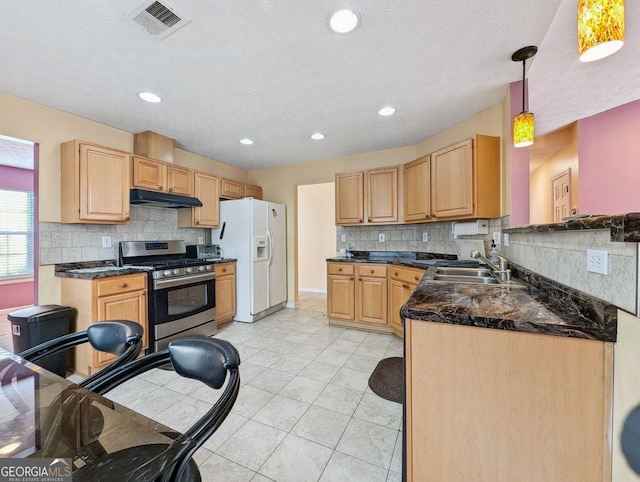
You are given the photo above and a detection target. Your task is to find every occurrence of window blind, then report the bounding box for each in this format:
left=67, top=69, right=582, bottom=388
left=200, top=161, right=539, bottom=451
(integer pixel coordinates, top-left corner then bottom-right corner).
left=0, top=189, right=34, bottom=278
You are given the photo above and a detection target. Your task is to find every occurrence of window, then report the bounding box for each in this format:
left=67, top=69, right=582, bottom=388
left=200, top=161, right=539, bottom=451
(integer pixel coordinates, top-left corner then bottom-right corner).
left=0, top=189, right=34, bottom=278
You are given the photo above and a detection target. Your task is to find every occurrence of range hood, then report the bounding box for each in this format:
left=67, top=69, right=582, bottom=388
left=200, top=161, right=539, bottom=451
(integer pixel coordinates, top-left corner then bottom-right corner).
left=130, top=189, right=202, bottom=208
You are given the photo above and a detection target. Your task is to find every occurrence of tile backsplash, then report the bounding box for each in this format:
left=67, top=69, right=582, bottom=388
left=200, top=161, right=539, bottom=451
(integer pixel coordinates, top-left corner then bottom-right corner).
left=40, top=206, right=206, bottom=265
left=336, top=218, right=508, bottom=256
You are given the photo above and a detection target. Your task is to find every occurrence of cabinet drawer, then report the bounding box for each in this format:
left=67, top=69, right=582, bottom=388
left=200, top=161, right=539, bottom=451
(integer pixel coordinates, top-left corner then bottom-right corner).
left=357, top=264, right=388, bottom=278
left=96, top=274, right=147, bottom=297
left=328, top=263, right=354, bottom=276
left=215, top=263, right=236, bottom=276
left=389, top=266, right=425, bottom=284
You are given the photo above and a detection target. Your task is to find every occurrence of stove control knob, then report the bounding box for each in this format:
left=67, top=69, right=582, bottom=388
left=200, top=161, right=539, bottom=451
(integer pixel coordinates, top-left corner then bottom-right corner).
left=205, top=265, right=212, bottom=271
left=173, top=269, right=180, bottom=275
left=163, top=270, right=172, bottom=277
left=186, top=267, right=193, bottom=274
left=198, top=266, right=206, bottom=272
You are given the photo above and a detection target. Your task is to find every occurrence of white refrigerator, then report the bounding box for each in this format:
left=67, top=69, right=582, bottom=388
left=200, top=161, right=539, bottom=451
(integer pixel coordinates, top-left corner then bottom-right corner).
left=211, top=198, right=287, bottom=322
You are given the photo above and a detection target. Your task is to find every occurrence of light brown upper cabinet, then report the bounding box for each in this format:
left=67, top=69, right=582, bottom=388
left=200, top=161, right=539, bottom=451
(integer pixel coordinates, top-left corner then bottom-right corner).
left=335, top=167, right=400, bottom=225
left=431, top=135, right=500, bottom=221
left=60, top=140, right=131, bottom=224
left=132, top=155, right=193, bottom=196
left=220, top=178, right=243, bottom=199
left=367, top=167, right=398, bottom=223
left=178, top=171, right=220, bottom=228
left=335, top=172, right=364, bottom=225
left=403, top=155, right=431, bottom=222
left=134, top=130, right=175, bottom=162
left=243, top=184, right=263, bottom=200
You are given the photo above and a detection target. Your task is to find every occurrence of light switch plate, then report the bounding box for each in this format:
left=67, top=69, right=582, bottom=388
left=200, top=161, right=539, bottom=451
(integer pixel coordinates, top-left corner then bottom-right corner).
left=503, top=233, right=509, bottom=247
left=198, top=236, right=205, bottom=244
left=102, top=236, right=111, bottom=248
left=378, top=233, right=385, bottom=243
left=422, top=232, right=428, bottom=242
left=492, top=231, right=501, bottom=245
left=587, top=249, right=608, bottom=275
left=341, top=234, right=346, bottom=242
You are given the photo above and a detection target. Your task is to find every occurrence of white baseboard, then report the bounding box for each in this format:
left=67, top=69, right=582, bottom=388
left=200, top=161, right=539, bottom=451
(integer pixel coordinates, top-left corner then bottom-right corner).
left=298, top=288, right=327, bottom=294
left=285, top=302, right=297, bottom=309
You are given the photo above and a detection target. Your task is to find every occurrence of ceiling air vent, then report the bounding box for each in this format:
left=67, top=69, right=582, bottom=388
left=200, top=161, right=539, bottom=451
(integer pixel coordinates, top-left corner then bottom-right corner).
left=127, top=0, right=190, bottom=40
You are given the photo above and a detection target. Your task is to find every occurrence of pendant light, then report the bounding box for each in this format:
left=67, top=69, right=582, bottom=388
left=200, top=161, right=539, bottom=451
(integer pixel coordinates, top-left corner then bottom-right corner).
left=511, top=46, right=537, bottom=148
left=578, top=0, right=625, bottom=62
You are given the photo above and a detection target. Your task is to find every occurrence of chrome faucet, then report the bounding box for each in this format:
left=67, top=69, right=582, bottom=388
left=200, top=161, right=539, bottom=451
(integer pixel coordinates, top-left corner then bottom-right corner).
left=470, top=250, right=511, bottom=282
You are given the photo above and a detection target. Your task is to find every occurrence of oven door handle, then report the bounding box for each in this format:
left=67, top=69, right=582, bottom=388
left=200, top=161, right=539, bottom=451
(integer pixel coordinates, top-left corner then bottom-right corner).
left=153, top=272, right=216, bottom=290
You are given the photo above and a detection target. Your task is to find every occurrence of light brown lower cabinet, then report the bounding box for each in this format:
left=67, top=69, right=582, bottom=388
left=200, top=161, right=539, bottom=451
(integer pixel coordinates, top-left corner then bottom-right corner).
left=61, top=273, right=148, bottom=376
left=327, top=262, right=389, bottom=332
left=215, top=262, right=236, bottom=327
left=387, top=266, right=425, bottom=336
left=405, top=319, right=613, bottom=482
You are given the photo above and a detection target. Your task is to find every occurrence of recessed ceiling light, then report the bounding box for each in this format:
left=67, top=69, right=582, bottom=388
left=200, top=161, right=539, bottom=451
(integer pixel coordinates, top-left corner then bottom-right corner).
left=138, top=92, right=162, bottom=103
left=329, top=10, right=359, bottom=33
left=311, top=133, right=325, bottom=140
left=378, top=107, right=396, bottom=116
left=240, top=138, right=254, bottom=145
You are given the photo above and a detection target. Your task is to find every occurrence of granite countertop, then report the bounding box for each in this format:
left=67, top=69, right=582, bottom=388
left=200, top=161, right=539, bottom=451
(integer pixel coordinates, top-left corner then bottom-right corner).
left=504, top=212, right=640, bottom=242
left=55, top=258, right=237, bottom=280
left=401, top=264, right=617, bottom=342
left=326, top=251, right=466, bottom=270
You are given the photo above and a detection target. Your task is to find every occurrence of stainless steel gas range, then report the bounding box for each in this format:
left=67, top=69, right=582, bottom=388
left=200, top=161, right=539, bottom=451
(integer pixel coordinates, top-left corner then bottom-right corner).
left=119, top=240, right=216, bottom=352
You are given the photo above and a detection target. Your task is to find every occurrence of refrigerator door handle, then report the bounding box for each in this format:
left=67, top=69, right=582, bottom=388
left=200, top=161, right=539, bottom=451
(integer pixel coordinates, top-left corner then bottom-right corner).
left=266, top=229, right=273, bottom=267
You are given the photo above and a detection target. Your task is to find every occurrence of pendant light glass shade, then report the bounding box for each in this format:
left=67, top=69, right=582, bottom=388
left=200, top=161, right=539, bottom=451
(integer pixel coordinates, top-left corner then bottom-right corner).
left=513, top=112, right=535, bottom=147
left=578, top=0, right=625, bottom=62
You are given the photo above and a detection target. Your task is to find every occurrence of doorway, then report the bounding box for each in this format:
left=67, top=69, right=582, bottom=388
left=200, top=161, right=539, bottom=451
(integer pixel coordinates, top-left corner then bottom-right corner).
left=296, top=183, right=335, bottom=294
left=552, top=169, right=571, bottom=222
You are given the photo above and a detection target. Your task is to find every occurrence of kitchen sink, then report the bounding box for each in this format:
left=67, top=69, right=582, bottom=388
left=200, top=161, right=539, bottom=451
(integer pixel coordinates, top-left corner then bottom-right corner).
left=433, top=274, right=499, bottom=284
left=435, top=267, right=492, bottom=277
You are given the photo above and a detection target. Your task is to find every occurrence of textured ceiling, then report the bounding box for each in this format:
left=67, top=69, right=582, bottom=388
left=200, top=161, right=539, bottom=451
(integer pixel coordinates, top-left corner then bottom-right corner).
left=0, top=0, right=637, bottom=170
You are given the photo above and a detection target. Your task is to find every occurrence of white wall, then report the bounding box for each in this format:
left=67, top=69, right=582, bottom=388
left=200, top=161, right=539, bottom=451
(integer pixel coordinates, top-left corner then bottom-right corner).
left=297, top=183, right=335, bottom=293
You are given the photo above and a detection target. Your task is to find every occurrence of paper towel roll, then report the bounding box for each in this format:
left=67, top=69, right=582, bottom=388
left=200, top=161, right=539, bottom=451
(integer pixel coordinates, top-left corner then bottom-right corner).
left=452, top=220, right=489, bottom=238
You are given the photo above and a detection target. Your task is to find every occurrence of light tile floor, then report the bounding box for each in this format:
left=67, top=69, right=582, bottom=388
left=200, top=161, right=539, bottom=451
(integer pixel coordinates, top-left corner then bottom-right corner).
left=104, top=292, right=404, bottom=482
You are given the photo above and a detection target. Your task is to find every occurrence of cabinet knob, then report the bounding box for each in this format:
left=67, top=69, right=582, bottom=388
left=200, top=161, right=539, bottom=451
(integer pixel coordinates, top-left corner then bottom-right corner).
left=338, top=268, right=343, bottom=272
left=415, top=276, right=420, bottom=281
left=425, top=214, right=430, bottom=218
left=432, top=213, right=437, bottom=218
left=359, top=219, right=363, bottom=223
left=358, top=278, right=362, bottom=281
left=394, top=271, right=398, bottom=276
left=403, top=284, right=409, bottom=289
left=159, top=186, right=163, bottom=190
left=121, top=283, right=128, bottom=288
left=168, top=187, right=173, bottom=192
left=350, top=277, right=354, bottom=281
left=222, top=268, right=226, bottom=273
left=123, top=216, right=130, bottom=221
left=369, top=269, right=374, bottom=273
left=195, top=221, right=200, bottom=224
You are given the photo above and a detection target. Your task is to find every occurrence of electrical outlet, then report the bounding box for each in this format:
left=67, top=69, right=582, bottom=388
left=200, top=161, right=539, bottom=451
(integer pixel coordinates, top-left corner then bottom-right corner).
left=587, top=249, right=608, bottom=275
left=378, top=233, right=385, bottom=243
left=503, top=233, right=509, bottom=247
left=102, top=236, right=111, bottom=248
left=492, top=231, right=501, bottom=245
left=422, top=232, right=428, bottom=242
left=198, top=236, right=205, bottom=244
left=341, top=233, right=346, bottom=242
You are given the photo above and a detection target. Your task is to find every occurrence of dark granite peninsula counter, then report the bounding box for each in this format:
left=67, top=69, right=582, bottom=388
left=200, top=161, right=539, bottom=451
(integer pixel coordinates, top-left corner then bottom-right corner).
left=401, top=263, right=617, bottom=342
left=327, top=250, right=460, bottom=269
left=504, top=212, right=640, bottom=242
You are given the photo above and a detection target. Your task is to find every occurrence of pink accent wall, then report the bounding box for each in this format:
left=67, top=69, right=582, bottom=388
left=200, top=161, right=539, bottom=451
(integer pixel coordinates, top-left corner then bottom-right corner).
left=0, top=281, right=34, bottom=310
left=578, top=99, right=640, bottom=214
left=0, top=163, right=36, bottom=309
left=510, top=80, right=530, bottom=226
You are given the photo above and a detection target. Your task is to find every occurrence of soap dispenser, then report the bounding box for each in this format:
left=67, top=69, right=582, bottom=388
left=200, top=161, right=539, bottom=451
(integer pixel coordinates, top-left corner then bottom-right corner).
left=488, top=240, right=500, bottom=265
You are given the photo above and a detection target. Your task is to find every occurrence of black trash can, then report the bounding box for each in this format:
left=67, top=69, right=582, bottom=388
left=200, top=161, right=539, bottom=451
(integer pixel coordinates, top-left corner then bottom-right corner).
left=9, top=305, right=74, bottom=377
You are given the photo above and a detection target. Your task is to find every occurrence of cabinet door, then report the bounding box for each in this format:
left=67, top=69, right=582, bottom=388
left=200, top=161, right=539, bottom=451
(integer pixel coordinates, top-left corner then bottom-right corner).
left=431, top=139, right=474, bottom=219
left=388, top=279, right=413, bottom=334
left=132, top=156, right=166, bottom=191
left=244, top=184, right=263, bottom=200
left=327, top=275, right=355, bottom=320
left=404, top=155, right=431, bottom=222
left=367, top=167, right=398, bottom=223
left=167, top=165, right=193, bottom=196
left=95, top=289, right=147, bottom=365
left=181, top=172, right=219, bottom=228
left=335, top=172, right=364, bottom=225
left=79, top=143, right=130, bottom=222
left=356, top=276, right=387, bottom=325
left=216, top=274, right=236, bottom=325
left=220, top=178, right=243, bottom=199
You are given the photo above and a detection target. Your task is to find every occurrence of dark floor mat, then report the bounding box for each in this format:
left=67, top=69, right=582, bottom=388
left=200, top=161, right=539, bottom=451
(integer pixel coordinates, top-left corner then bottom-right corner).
left=368, top=357, right=403, bottom=404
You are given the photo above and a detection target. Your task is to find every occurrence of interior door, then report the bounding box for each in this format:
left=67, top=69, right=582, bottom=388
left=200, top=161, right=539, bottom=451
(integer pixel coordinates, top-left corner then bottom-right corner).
left=552, top=169, right=571, bottom=222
